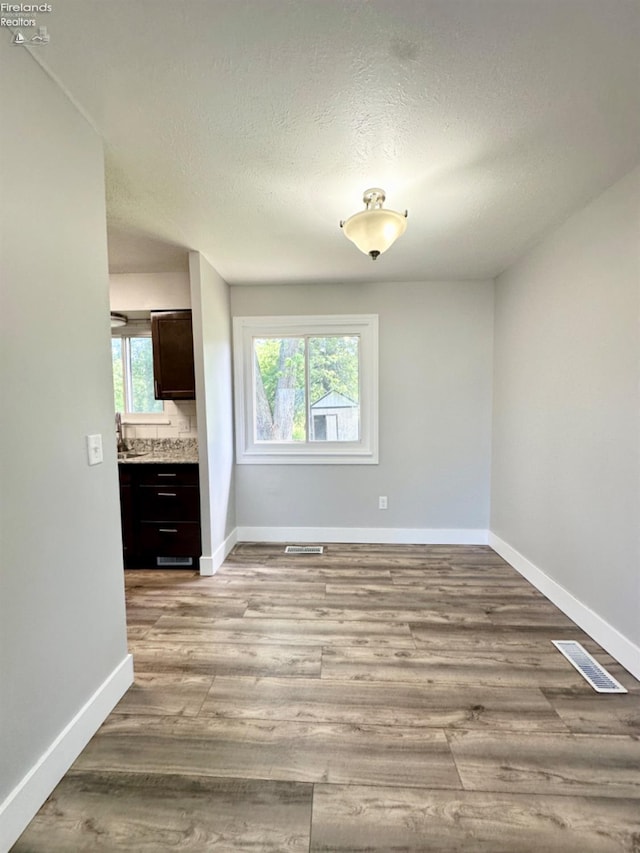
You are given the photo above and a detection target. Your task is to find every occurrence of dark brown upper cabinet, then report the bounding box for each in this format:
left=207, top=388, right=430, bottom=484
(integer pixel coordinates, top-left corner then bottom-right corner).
left=151, top=310, right=196, bottom=400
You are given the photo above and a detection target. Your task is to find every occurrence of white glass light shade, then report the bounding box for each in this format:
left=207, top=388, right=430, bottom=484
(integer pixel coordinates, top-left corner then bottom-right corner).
left=342, top=208, right=407, bottom=257
left=340, top=188, right=408, bottom=260
left=110, top=312, right=128, bottom=328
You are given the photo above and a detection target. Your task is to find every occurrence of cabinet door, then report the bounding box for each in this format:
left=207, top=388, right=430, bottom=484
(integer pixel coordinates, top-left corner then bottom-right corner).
left=118, top=469, right=135, bottom=560
left=151, top=310, right=196, bottom=399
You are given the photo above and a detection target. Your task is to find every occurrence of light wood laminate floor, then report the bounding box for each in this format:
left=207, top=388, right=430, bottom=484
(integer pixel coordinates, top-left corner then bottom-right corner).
left=13, top=544, right=640, bottom=852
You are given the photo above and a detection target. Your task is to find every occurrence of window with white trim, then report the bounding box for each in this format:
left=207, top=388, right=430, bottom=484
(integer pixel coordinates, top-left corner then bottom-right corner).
left=111, top=325, right=163, bottom=415
left=233, top=315, right=378, bottom=464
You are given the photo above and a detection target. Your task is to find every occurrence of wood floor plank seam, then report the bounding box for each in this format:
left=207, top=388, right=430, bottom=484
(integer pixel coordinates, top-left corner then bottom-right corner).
left=307, top=784, right=316, bottom=853
left=443, top=729, right=466, bottom=791
left=197, top=674, right=574, bottom=732
left=306, top=775, right=640, bottom=799
left=192, top=674, right=215, bottom=718
left=162, top=709, right=572, bottom=734
left=65, top=764, right=468, bottom=794
left=432, top=777, right=640, bottom=801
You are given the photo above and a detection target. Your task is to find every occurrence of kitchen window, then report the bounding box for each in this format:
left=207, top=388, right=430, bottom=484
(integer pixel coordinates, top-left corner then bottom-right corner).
left=233, top=314, right=378, bottom=464
left=112, top=329, right=163, bottom=415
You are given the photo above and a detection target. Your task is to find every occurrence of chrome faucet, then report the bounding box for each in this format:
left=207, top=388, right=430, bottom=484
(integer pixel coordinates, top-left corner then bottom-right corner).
left=115, top=412, right=127, bottom=453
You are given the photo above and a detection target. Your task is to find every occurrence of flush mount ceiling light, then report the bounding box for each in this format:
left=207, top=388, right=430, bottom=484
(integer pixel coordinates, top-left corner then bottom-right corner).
left=110, top=312, right=128, bottom=328
left=340, top=188, right=408, bottom=260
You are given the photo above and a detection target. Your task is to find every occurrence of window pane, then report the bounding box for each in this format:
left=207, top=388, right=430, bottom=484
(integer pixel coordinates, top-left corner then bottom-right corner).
left=254, top=337, right=305, bottom=441
left=309, top=335, right=360, bottom=441
left=129, top=337, right=163, bottom=413
left=111, top=338, right=124, bottom=413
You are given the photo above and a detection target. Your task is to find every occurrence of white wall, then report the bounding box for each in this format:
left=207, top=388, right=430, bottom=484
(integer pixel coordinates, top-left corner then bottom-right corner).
left=189, top=252, right=236, bottom=572
left=491, top=168, right=640, bottom=671
left=230, top=280, right=494, bottom=539
left=0, top=43, right=132, bottom=849
left=109, top=271, right=191, bottom=312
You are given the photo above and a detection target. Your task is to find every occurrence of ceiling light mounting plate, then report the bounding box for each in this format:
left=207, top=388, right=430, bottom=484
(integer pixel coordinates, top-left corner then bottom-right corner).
left=362, top=187, right=386, bottom=209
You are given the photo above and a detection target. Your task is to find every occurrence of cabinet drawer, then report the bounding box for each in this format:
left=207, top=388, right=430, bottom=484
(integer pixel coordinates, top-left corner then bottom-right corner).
left=138, top=485, right=200, bottom=521
left=138, top=522, right=201, bottom=556
left=135, top=464, right=199, bottom=486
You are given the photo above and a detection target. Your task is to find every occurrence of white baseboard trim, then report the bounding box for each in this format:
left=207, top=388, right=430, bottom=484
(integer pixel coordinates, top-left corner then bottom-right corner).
left=200, top=528, right=239, bottom=576
left=0, top=654, right=134, bottom=852
left=489, top=532, right=640, bottom=681
left=236, top=526, right=489, bottom=545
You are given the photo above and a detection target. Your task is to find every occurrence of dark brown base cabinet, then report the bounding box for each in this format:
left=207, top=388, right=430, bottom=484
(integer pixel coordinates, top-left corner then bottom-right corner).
left=118, top=463, right=201, bottom=569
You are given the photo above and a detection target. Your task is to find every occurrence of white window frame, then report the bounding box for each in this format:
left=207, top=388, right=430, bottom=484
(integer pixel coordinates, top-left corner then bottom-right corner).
left=111, top=324, right=166, bottom=421
left=233, top=314, right=378, bottom=465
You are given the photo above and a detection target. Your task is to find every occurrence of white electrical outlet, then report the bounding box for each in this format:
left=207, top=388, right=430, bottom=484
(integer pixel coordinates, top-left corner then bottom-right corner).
left=86, top=434, right=103, bottom=466
left=378, top=496, right=388, bottom=510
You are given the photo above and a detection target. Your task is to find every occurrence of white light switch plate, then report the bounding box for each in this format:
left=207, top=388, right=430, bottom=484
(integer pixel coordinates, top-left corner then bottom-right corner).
left=86, top=434, right=103, bottom=466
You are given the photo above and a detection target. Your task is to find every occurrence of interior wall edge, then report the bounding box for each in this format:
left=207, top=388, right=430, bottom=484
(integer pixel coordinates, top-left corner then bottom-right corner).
left=0, top=655, right=134, bottom=852
left=488, top=532, right=640, bottom=680
left=200, top=528, right=239, bottom=576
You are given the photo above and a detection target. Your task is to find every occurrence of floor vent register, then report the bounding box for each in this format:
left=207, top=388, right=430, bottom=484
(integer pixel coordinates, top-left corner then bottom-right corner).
left=552, top=640, right=627, bottom=693
left=284, top=545, right=324, bottom=554
left=157, top=556, right=194, bottom=567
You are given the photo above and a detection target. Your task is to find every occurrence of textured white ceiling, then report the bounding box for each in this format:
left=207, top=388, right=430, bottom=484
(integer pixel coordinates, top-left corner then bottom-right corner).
left=27, top=0, right=640, bottom=283
left=106, top=228, right=189, bottom=274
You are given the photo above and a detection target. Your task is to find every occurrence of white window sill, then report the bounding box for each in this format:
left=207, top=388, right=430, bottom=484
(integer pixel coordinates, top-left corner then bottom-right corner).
left=237, top=452, right=378, bottom=465
left=121, top=415, right=171, bottom=425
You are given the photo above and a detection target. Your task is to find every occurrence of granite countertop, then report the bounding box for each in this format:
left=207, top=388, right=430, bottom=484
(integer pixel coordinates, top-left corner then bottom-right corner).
left=117, top=438, right=198, bottom=464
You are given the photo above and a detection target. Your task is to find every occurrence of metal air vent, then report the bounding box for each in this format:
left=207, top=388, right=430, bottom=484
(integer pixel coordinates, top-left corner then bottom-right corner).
left=284, top=546, right=324, bottom=554
left=552, top=640, right=627, bottom=693
left=157, top=556, right=194, bottom=567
